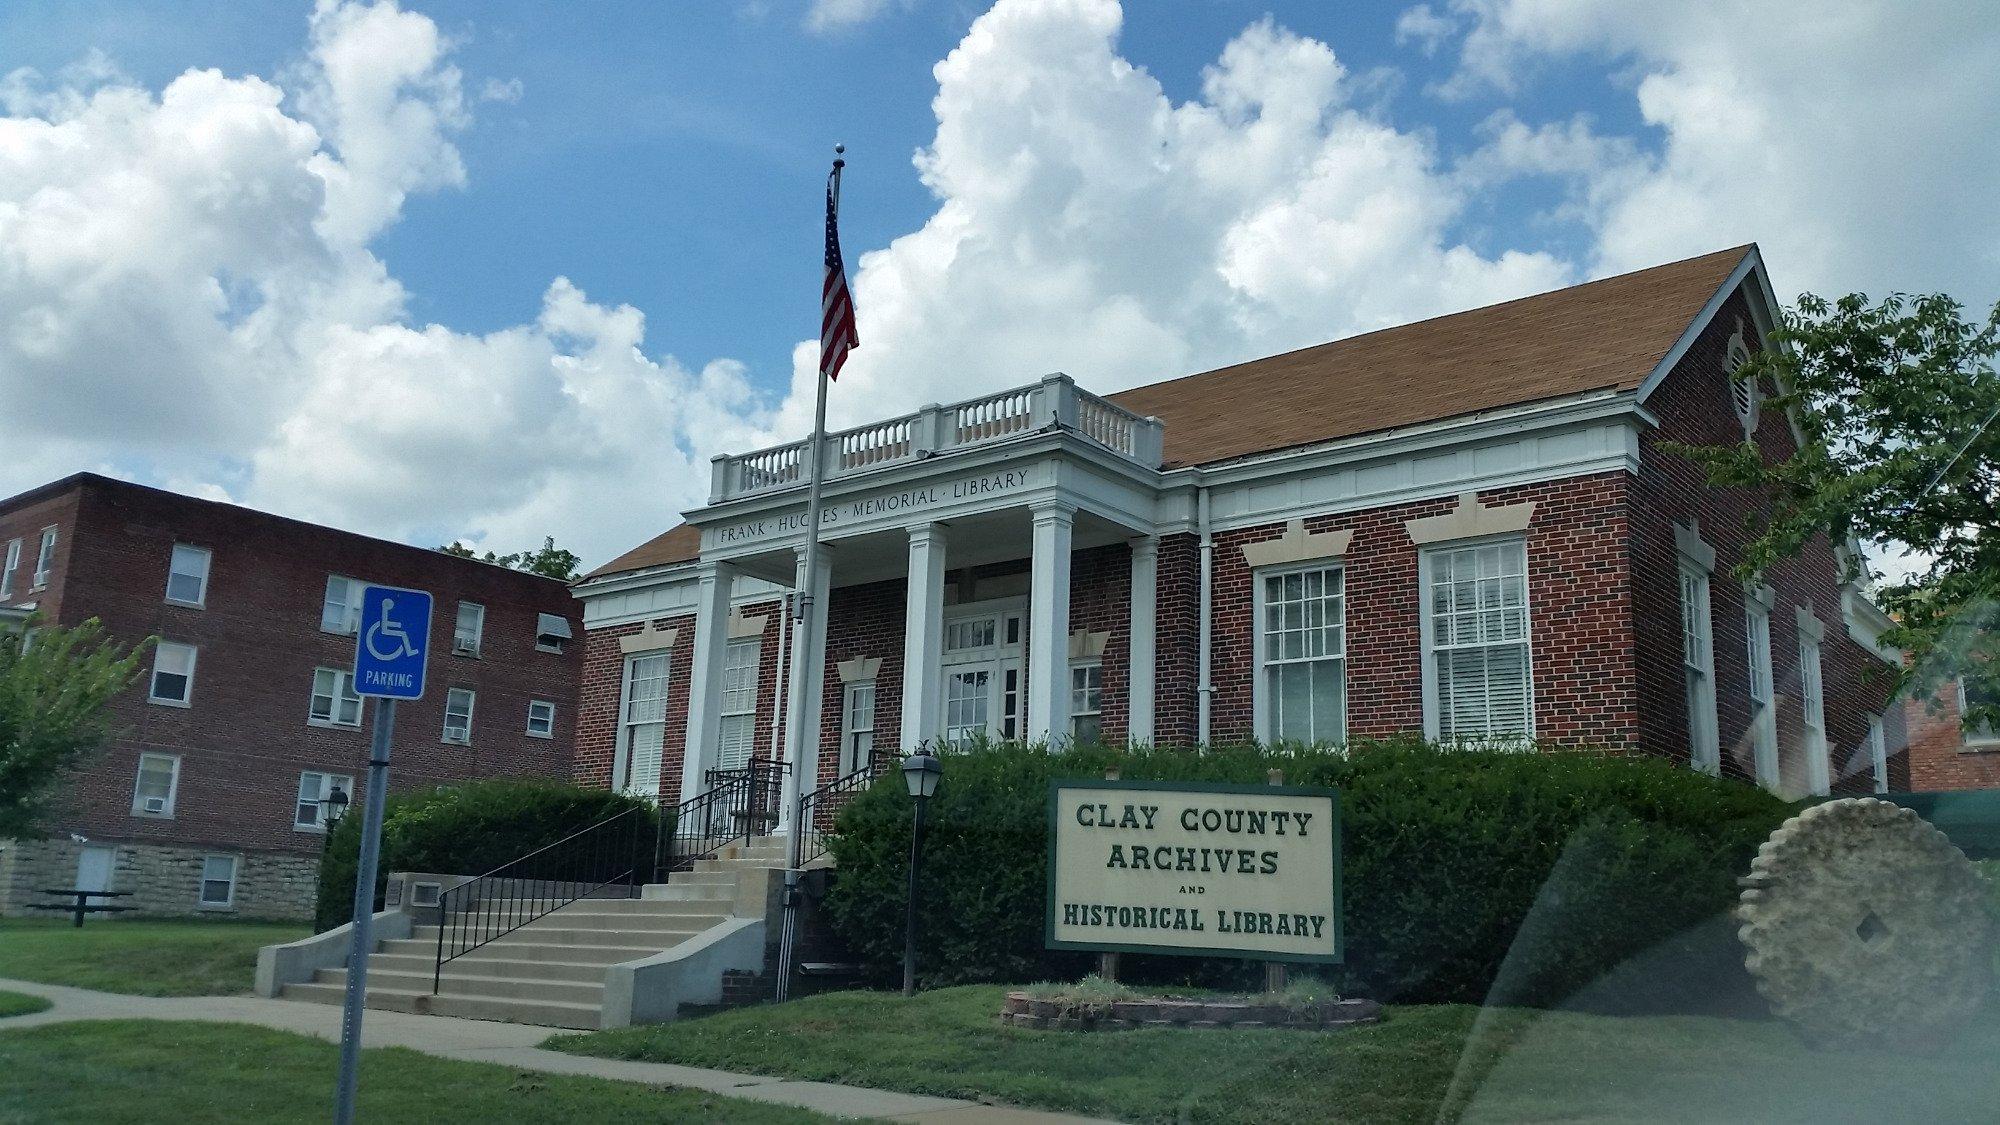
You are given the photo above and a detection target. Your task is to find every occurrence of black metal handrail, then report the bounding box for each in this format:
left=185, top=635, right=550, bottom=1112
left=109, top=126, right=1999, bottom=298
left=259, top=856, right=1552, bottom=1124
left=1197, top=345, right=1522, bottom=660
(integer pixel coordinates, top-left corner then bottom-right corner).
left=796, top=747, right=899, bottom=868
left=431, top=805, right=650, bottom=993
left=654, top=760, right=785, bottom=878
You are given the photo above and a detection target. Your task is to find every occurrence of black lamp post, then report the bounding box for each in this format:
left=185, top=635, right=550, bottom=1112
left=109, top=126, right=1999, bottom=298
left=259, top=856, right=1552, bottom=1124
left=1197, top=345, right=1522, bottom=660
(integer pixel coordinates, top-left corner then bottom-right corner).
left=319, top=784, right=350, bottom=866
left=900, top=750, right=943, bottom=998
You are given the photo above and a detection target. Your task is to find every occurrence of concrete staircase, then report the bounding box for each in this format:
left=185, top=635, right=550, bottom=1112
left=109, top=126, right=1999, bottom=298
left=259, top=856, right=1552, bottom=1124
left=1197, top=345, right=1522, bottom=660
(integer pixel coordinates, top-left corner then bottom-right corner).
left=280, top=836, right=790, bottom=1030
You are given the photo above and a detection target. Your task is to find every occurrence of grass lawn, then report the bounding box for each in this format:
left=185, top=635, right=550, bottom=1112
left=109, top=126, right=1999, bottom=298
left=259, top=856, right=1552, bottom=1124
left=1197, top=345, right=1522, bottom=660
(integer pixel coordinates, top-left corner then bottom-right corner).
left=0, top=1020, right=835, bottom=1124
left=0, top=990, right=51, bottom=1018
left=0, top=918, right=306, bottom=996
left=549, top=985, right=2000, bottom=1125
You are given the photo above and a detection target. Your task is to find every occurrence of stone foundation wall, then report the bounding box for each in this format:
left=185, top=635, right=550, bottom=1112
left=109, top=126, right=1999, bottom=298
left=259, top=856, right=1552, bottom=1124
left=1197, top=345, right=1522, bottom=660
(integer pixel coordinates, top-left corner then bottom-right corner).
left=0, top=838, right=320, bottom=921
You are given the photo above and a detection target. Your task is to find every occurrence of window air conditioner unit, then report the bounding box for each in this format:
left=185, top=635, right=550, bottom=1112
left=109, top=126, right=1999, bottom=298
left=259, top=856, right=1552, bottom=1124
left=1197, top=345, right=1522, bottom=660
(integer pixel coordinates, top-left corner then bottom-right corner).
left=143, top=797, right=167, bottom=814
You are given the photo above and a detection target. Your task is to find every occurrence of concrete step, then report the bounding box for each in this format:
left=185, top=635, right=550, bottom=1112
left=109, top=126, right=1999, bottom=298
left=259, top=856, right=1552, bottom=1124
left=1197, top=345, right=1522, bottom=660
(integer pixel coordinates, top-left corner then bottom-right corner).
left=418, top=912, right=723, bottom=940
left=694, top=857, right=789, bottom=872
left=378, top=937, right=663, bottom=965
left=419, top=923, right=714, bottom=947
left=281, top=981, right=602, bottom=1030
left=640, top=882, right=734, bottom=902
left=320, top=966, right=603, bottom=1006
left=666, top=870, right=737, bottom=886
left=363, top=951, right=612, bottom=984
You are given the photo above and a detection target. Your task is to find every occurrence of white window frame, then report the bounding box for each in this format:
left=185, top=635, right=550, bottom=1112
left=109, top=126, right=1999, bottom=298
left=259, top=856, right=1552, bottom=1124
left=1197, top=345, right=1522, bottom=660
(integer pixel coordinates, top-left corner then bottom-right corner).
left=0, top=538, right=19, bottom=600
left=840, top=680, right=877, bottom=774
left=132, top=752, right=180, bottom=818
left=442, top=687, right=475, bottom=745
left=718, top=638, right=761, bottom=771
left=1252, top=561, right=1348, bottom=747
left=1866, top=715, right=1889, bottom=794
left=32, top=526, right=57, bottom=589
left=1420, top=538, right=1534, bottom=744
left=197, top=855, right=237, bottom=908
left=308, top=667, right=363, bottom=728
left=148, top=642, right=198, bottom=707
left=321, top=574, right=361, bottom=635
left=1799, top=630, right=1830, bottom=796
left=453, top=601, right=485, bottom=657
left=1070, top=660, right=1105, bottom=743
left=294, top=770, right=354, bottom=832
left=614, top=651, right=670, bottom=797
left=526, top=699, right=556, bottom=738
left=1745, top=600, right=1779, bottom=788
left=165, top=544, right=212, bottom=607
left=1962, top=680, right=1999, bottom=747
left=1679, top=566, right=1720, bottom=775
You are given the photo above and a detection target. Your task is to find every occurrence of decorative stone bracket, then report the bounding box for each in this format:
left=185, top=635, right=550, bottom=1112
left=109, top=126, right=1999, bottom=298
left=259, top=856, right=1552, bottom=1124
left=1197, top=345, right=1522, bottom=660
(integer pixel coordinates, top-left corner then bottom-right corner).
left=1403, top=491, right=1536, bottom=545
left=836, top=656, right=882, bottom=684
left=1068, top=630, right=1111, bottom=661
left=1240, top=519, right=1353, bottom=569
left=620, top=621, right=679, bottom=654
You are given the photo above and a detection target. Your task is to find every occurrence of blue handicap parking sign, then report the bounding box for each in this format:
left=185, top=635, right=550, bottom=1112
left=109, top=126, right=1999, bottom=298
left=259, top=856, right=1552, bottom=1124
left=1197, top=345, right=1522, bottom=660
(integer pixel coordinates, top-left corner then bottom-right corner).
left=354, top=585, right=432, bottom=700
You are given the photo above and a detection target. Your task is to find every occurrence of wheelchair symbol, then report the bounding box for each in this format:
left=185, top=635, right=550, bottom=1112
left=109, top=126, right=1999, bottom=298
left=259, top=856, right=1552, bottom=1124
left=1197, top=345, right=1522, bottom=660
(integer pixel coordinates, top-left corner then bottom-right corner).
left=364, top=598, right=419, bottom=662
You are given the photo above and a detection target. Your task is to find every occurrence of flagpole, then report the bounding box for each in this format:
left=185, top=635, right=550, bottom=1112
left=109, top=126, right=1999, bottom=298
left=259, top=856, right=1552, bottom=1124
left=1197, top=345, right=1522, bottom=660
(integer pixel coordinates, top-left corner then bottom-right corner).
left=776, top=145, right=845, bottom=1002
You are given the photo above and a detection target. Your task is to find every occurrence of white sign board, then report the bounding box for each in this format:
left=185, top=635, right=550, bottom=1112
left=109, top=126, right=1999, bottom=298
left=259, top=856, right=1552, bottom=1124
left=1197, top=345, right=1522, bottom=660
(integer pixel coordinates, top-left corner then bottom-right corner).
left=1046, top=779, right=1342, bottom=962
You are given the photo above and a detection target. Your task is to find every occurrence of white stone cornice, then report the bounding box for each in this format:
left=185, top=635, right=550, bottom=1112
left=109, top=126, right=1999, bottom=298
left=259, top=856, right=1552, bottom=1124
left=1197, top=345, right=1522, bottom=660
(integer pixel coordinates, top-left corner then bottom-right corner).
left=1403, top=492, right=1537, bottom=546
left=1239, top=519, right=1353, bottom=569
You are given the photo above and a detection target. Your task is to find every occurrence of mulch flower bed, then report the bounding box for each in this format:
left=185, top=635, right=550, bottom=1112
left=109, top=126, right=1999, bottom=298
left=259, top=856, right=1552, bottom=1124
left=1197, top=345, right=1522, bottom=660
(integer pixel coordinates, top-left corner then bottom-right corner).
left=999, top=990, right=1382, bottom=1032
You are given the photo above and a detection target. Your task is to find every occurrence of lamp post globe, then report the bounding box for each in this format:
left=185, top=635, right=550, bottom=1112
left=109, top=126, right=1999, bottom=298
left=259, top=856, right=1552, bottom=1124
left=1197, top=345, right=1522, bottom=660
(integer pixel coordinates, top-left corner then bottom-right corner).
left=321, top=785, right=351, bottom=830
left=900, top=750, right=942, bottom=997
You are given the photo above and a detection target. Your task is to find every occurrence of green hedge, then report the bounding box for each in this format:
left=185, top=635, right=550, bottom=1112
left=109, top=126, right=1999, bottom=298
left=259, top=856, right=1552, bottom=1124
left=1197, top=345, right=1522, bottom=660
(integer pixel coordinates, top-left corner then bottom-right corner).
left=824, top=740, right=1793, bottom=1008
left=314, top=780, right=662, bottom=932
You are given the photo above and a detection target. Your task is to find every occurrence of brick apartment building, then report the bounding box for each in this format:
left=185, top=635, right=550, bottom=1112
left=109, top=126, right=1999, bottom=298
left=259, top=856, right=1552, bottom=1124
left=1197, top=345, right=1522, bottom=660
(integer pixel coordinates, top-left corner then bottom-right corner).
left=0, top=474, right=582, bottom=920
left=569, top=245, right=1908, bottom=816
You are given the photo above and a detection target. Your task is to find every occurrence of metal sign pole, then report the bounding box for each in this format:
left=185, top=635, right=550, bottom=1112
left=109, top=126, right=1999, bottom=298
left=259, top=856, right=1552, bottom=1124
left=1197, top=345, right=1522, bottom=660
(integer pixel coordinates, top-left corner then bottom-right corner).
left=334, top=696, right=395, bottom=1125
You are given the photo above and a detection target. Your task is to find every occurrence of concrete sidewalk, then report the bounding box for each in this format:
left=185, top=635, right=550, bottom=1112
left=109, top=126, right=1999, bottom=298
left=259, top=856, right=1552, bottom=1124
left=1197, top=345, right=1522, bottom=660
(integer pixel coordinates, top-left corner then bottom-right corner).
left=0, top=977, right=1113, bottom=1124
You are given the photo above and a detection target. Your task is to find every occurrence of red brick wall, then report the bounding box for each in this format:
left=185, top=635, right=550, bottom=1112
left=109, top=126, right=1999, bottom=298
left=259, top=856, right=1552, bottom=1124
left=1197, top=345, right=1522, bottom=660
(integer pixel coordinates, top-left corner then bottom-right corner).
left=1067, top=543, right=1132, bottom=745
left=575, top=614, right=693, bottom=801
left=1903, top=684, right=2000, bottom=790
left=1631, top=289, right=1904, bottom=793
left=1152, top=532, right=1201, bottom=745
left=0, top=486, right=81, bottom=623
left=6, top=474, right=581, bottom=857
left=816, top=577, right=907, bottom=787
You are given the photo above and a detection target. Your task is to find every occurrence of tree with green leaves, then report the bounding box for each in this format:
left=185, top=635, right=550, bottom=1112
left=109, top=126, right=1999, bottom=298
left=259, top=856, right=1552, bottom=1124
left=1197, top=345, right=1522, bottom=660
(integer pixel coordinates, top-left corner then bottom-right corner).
left=0, top=619, right=151, bottom=838
left=1669, top=291, right=1999, bottom=730
left=437, top=535, right=582, bottom=582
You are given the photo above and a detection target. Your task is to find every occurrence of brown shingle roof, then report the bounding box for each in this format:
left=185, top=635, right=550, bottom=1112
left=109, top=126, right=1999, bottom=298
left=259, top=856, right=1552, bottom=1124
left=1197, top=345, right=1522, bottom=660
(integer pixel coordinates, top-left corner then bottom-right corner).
left=586, top=246, right=1751, bottom=581
left=1109, top=245, right=1750, bottom=468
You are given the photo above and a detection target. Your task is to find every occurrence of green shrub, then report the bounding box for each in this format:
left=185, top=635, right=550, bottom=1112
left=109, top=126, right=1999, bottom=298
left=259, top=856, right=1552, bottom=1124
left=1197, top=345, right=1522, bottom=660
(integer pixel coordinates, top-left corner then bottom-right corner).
left=314, top=780, right=662, bottom=932
left=824, top=740, right=1792, bottom=1008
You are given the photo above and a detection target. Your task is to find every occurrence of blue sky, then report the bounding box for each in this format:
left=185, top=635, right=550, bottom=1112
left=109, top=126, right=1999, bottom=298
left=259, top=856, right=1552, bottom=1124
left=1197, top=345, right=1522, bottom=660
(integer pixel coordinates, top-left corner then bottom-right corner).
left=2, top=0, right=1994, bottom=562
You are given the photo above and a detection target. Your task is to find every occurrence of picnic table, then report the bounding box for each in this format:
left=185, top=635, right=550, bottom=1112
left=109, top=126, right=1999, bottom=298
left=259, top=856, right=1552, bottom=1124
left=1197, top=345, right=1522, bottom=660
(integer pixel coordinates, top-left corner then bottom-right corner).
left=29, top=888, right=137, bottom=927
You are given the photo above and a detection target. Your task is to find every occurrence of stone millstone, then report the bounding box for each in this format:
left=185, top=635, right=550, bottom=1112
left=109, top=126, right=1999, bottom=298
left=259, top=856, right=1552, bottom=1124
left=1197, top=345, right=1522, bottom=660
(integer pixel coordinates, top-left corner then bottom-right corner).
left=1737, top=797, right=1996, bottom=1051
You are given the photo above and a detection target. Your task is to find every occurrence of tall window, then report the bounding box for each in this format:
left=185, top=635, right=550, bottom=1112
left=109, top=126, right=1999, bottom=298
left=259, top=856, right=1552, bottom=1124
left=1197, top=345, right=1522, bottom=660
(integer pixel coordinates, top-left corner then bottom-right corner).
left=619, top=653, right=669, bottom=798
left=453, top=601, right=484, bottom=657
left=1070, top=662, right=1105, bottom=743
left=1866, top=716, right=1889, bottom=794
left=527, top=700, right=556, bottom=738
left=32, top=526, right=57, bottom=588
left=309, top=667, right=363, bottom=727
left=132, top=752, right=180, bottom=817
left=148, top=642, right=197, bottom=706
left=321, top=575, right=361, bottom=634
left=166, top=544, right=212, bottom=607
left=198, top=856, right=237, bottom=907
left=841, top=681, right=876, bottom=774
left=943, top=669, right=991, bottom=747
left=442, top=688, right=475, bottom=744
left=1423, top=541, right=1531, bottom=742
left=1799, top=632, right=1829, bottom=795
left=718, top=639, right=760, bottom=771
left=1259, top=565, right=1346, bottom=745
left=1745, top=603, right=1778, bottom=786
left=1680, top=567, right=1719, bottom=774
left=0, top=538, right=19, bottom=599
left=294, top=771, right=354, bottom=831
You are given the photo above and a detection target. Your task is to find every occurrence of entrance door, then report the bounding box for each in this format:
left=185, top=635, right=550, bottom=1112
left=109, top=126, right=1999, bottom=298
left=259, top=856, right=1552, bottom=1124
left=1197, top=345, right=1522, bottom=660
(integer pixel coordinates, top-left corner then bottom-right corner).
left=75, top=847, right=115, bottom=894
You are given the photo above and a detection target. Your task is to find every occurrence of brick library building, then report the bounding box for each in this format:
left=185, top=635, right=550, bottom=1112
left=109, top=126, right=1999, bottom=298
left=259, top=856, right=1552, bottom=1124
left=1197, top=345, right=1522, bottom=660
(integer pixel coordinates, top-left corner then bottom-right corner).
left=572, top=245, right=1908, bottom=819
left=0, top=474, right=583, bottom=920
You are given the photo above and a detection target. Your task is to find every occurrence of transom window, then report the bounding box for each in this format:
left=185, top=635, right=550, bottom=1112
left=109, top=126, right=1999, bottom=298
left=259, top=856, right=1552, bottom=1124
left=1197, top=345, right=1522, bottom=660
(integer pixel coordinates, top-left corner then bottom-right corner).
left=148, top=642, right=197, bottom=706
left=198, top=856, right=237, bottom=907
left=133, top=752, right=180, bottom=817
left=527, top=700, right=556, bottom=738
left=718, top=639, right=761, bottom=770
left=1423, top=541, right=1532, bottom=742
left=1680, top=568, right=1719, bottom=774
left=321, top=575, right=362, bottom=634
left=841, top=680, right=877, bottom=774
left=619, top=653, right=670, bottom=798
left=453, top=601, right=484, bottom=657
left=1259, top=564, right=1346, bottom=746
left=295, top=771, right=354, bottom=831
left=945, top=618, right=997, bottom=652
left=1070, top=662, right=1104, bottom=744
left=309, top=667, right=363, bottom=727
left=166, top=544, right=212, bottom=606
left=442, top=688, right=476, bottom=745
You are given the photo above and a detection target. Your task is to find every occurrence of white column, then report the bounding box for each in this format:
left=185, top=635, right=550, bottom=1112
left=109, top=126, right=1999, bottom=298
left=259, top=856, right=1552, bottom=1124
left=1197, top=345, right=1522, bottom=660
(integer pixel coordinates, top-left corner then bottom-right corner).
left=900, top=523, right=949, bottom=750
left=1127, top=535, right=1158, bottom=745
left=781, top=545, right=833, bottom=814
left=680, top=561, right=735, bottom=802
left=1027, top=500, right=1074, bottom=744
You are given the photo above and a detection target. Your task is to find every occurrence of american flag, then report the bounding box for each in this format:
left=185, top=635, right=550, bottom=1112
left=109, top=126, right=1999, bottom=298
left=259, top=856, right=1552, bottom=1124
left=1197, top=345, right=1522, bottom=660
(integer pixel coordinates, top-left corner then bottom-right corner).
left=821, top=173, right=858, bottom=383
